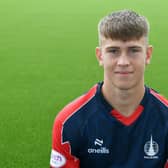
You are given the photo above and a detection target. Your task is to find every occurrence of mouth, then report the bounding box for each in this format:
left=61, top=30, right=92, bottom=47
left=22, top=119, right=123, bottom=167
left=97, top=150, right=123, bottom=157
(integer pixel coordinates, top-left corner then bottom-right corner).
left=115, top=71, right=133, bottom=74
left=114, top=71, right=133, bottom=76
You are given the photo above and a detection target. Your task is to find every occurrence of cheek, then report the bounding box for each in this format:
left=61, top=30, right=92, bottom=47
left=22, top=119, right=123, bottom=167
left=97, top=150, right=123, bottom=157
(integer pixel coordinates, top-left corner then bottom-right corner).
left=103, top=61, right=115, bottom=71
left=136, top=63, right=146, bottom=75
left=135, top=56, right=146, bottom=67
left=103, top=55, right=116, bottom=66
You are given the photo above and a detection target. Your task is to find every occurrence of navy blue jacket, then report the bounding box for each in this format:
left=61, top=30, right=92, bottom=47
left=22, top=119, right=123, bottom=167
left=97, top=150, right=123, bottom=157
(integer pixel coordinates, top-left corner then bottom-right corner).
left=50, top=83, right=168, bottom=168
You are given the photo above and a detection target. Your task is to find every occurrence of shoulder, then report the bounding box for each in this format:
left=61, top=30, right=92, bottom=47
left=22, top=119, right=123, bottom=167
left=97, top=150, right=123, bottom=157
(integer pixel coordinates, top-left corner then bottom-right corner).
left=149, top=88, right=168, bottom=108
left=52, top=84, right=98, bottom=147
left=54, top=84, right=98, bottom=126
left=148, top=88, right=168, bottom=123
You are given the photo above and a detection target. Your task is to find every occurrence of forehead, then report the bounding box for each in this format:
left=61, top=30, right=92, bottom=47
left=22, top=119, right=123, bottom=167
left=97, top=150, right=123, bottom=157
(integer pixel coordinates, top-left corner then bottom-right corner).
left=101, top=37, right=147, bottom=48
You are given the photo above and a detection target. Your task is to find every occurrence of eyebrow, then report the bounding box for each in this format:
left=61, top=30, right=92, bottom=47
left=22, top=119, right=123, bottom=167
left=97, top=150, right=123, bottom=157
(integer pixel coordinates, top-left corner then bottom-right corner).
left=105, top=46, right=120, bottom=50
left=105, top=46, right=142, bottom=50
left=128, top=46, right=142, bottom=49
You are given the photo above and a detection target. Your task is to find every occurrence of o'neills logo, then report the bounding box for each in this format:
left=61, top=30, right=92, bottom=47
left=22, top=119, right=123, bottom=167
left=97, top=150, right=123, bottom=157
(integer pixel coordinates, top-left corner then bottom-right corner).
left=88, top=147, right=110, bottom=154
left=88, top=138, right=110, bottom=154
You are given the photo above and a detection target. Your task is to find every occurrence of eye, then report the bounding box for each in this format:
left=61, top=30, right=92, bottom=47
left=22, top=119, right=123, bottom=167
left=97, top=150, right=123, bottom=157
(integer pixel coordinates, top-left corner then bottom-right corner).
left=108, top=49, right=120, bottom=55
left=130, top=48, right=140, bottom=53
left=110, top=49, right=117, bottom=53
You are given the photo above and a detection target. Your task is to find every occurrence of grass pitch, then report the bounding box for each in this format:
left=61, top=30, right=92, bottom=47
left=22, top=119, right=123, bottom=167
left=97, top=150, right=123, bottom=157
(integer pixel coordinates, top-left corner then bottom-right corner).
left=0, top=0, right=168, bottom=167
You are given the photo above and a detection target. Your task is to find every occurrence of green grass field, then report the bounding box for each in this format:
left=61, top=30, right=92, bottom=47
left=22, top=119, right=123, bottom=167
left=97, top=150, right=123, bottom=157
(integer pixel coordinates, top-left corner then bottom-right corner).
left=0, top=0, right=168, bottom=167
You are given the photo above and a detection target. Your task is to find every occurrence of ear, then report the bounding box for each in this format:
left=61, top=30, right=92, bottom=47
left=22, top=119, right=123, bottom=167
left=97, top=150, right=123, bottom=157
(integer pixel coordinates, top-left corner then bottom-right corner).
left=145, top=45, right=153, bottom=65
left=96, top=47, right=103, bottom=66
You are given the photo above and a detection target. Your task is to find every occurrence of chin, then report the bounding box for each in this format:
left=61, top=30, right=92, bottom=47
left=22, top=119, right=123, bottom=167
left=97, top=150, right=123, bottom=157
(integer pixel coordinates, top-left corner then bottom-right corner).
left=114, top=82, right=137, bottom=90
left=117, top=86, right=133, bottom=90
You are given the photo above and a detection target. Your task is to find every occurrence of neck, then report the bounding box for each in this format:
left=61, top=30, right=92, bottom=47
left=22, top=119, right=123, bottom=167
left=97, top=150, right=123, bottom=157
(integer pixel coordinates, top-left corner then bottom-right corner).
left=102, top=82, right=145, bottom=117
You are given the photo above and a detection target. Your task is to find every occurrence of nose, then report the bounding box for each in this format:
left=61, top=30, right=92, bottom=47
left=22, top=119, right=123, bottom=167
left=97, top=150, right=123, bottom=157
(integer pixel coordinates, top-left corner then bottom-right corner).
left=117, top=55, right=130, bottom=66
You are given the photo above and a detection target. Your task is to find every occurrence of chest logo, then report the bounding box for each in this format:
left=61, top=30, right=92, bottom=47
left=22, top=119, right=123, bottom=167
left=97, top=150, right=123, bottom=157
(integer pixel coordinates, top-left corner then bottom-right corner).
left=88, top=138, right=110, bottom=154
left=144, top=135, right=159, bottom=159
left=94, top=138, right=103, bottom=146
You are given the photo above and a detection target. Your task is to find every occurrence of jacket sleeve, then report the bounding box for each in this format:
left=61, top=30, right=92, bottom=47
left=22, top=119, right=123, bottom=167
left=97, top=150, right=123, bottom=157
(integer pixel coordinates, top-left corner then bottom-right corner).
left=50, top=117, right=80, bottom=168
left=164, top=132, right=168, bottom=168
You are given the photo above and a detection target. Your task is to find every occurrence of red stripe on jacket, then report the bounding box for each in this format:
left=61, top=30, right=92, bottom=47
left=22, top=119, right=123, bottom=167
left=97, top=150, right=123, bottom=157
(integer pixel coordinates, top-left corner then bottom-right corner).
left=150, top=89, right=168, bottom=107
left=164, top=160, right=168, bottom=168
left=51, top=84, right=97, bottom=168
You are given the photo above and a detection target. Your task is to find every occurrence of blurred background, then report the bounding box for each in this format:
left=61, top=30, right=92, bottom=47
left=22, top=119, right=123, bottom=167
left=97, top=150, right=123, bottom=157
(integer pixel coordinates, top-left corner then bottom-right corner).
left=0, top=0, right=168, bottom=167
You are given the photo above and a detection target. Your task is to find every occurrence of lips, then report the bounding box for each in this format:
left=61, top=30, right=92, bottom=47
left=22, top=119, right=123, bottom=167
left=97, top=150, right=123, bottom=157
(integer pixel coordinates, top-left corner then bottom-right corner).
left=115, top=71, right=133, bottom=74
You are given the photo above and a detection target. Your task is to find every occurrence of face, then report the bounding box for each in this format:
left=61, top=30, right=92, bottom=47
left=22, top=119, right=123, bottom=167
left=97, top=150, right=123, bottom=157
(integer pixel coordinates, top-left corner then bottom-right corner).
left=96, top=37, right=153, bottom=90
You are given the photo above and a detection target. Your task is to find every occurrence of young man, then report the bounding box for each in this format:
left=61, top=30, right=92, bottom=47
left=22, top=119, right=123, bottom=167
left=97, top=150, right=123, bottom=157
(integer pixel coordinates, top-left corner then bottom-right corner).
left=50, top=9, right=168, bottom=168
